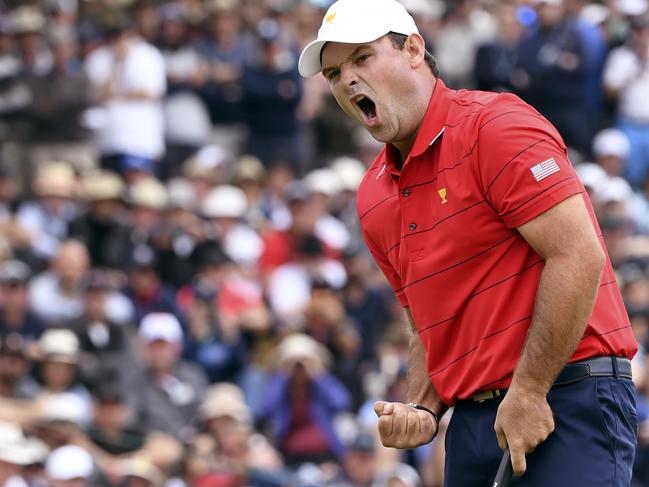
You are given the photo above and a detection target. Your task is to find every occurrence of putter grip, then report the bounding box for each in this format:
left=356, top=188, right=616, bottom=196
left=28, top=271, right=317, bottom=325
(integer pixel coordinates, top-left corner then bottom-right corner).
left=492, top=448, right=513, bottom=487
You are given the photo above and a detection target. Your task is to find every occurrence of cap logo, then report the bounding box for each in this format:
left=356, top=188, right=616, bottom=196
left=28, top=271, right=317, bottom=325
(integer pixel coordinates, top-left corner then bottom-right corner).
left=326, top=11, right=336, bottom=24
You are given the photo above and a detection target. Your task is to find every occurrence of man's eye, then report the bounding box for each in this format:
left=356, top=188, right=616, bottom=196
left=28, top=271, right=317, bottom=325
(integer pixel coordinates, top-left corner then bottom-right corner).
left=356, top=54, right=370, bottom=64
left=327, top=70, right=340, bottom=81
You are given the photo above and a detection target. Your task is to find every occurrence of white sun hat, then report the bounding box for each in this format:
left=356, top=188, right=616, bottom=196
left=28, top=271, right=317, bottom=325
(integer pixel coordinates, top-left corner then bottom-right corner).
left=298, top=0, right=419, bottom=77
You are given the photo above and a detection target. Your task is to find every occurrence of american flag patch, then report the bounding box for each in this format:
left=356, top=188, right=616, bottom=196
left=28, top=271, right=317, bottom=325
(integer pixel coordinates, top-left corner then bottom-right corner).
left=530, top=157, right=560, bottom=182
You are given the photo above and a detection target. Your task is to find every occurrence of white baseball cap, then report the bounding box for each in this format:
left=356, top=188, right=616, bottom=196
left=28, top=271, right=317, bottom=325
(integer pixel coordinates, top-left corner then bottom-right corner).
left=139, top=312, right=183, bottom=344
left=592, top=128, right=631, bottom=160
left=46, top=445, right=93, bottom=480
left=298, top=0, right=419, bottom=77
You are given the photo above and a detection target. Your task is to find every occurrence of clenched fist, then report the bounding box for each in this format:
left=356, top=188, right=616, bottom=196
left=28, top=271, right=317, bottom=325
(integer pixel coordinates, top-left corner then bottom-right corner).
left=374, top=401, right=438, bottom=449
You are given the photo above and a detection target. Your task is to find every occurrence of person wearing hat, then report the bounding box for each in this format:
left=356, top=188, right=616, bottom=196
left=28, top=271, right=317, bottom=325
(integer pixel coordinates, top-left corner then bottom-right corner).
left=261, top=333, right=351, bottom=466
left=69, top=170, right=132, bottom=270
left=300, top=0, right=637, bottom=484
left=0, top=260, right=43, bottom=343
left=34, top=329, right=92, bottom=424
left=187, top=383, right=284, bottom=485
left=0, top=421, right=44, bottom=487
left=15, top=162, right=79, bottom=262
left=200, top=184, right=263, bottom=267
left=592, top=127, right=632, bottom=178
left=130, top=313, right=208, bottom=440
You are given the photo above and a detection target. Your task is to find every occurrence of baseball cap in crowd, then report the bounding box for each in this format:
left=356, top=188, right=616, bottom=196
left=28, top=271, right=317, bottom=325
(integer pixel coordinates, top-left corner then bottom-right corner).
left=139, top=312, right=183, bottom=344
left=201, top=185, right=248, bottom=219
left=592, top=128, right=631, bottom=160
left=127, top=177, right=168, bottom=209
left=34, top=162, right=76, bottom=199
left=38, top=329, right=80, bottom=364
left=330, top=156, right=366, bottom=192
left=298, top=0, right=419, bottom=77
left=575, top=162, right=608, bottom=194
left=46, top=445, right=93, bottom=481
left=83, top=170, right=124, bottom=202
left=9, top=6, right=45, bottom=35
left=0, top=259, right=30, bottom=285
left=199, top=383, right=252, bottom=425
left=305, top=168, right=343, bottom=198
left=166, top=178, right=196, bottom=210
left=615, top=0, right=648, bottom=16
left=0, top=422, right=46, bottom=466
left=275, top=333, right=331, bottom=369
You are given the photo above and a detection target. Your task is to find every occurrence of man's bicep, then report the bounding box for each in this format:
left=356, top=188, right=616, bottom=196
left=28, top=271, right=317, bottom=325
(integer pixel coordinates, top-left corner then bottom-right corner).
left=516, top=194, right=602, bottom=261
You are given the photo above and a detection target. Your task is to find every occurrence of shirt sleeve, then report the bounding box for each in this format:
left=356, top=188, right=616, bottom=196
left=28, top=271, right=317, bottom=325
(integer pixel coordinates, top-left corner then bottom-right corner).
left=476, top=95, right=584, bottom=228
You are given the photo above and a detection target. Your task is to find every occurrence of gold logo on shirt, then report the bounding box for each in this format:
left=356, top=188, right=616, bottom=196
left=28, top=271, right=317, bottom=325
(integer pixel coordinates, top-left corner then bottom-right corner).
left=326, top=12, right=336, bottom=23
left=438, top=188, right=448, bottom=204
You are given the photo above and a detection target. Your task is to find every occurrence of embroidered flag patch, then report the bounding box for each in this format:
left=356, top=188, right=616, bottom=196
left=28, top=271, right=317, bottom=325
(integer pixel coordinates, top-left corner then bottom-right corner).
left=530, top=157, right=560, bottom=182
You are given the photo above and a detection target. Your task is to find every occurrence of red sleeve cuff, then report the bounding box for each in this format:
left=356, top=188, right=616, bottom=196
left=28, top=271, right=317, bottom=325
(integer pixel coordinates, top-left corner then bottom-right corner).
left=501, top=178, right=584, bottom=228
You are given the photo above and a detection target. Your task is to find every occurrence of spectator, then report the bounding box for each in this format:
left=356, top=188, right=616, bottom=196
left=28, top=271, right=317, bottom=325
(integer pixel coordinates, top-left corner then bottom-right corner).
left=0, top=334, right=39, bottom=400
left=71, top=269, right=137, bottom=394
left=188, top=383, right=284, bottom=486
left=514, top=0, right=592, bottom=156
left=242, top=18, right=303, bottom=172
left=0, top=421, right=39, bottom=487
left=474, top=1, right=523, bottom=93
left=35, top=329, right=93, bottom=423
left=603, top=13, right=649, bottom=187
left=84, top=9, right=166, bottom=176
left=200, top=185, right=264, bottom=268
left=16, top=163, right=78, bottom=263
left=69, top=170, right=131, bottom=270
left=123, top=245, right=181, bottom=326
left=0, top=260, right=43, bottom=341
left=260, top=333, right=351, bottom=466
left=156, top=177, right=205, bottom=288
left=197, top=0, right=250, bottom=155
left=131, top=313, right=208, bottom=441
left=28, top=239, right=89, bottom=326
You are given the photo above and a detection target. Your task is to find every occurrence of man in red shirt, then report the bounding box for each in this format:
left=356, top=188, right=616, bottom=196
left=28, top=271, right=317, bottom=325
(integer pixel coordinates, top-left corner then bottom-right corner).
left=298, top=0, right=638, bottom=485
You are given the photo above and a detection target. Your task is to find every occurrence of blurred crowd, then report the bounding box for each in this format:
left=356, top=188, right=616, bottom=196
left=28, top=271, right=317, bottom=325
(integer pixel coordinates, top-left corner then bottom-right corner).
left=0, top=0, right=648, bottom=486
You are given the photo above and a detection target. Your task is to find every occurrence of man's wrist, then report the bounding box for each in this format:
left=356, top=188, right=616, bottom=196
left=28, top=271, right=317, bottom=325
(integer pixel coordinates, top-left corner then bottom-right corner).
left=407, top=402, right=440, bottom=425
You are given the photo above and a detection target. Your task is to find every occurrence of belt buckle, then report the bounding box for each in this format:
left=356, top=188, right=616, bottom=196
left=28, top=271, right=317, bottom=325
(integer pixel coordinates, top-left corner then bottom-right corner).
left=472, top=389, right=504, bottom=402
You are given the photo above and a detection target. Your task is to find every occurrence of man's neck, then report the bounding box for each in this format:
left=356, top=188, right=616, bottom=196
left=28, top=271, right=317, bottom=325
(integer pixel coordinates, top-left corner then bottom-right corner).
left=391, top=77, right=437, bottom=162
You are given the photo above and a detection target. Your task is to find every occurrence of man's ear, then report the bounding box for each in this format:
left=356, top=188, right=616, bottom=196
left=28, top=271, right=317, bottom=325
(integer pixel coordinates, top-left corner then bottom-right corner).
left=404, top=33, right=426, bottom=69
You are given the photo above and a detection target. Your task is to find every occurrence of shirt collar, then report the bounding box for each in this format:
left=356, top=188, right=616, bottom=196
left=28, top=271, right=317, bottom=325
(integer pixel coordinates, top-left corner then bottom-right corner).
left=384, top=78, right=454, bottom=172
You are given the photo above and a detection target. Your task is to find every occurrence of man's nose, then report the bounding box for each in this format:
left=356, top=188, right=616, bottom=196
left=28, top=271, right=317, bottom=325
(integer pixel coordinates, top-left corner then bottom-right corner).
left=340, top=63, right=358, bottom=88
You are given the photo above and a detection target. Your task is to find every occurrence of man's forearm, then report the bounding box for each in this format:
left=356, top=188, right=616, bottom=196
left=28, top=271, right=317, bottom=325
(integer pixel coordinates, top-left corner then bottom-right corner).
left=405, top=308, right=447, bottom=417
left=511, top=253, right=604, bottom=395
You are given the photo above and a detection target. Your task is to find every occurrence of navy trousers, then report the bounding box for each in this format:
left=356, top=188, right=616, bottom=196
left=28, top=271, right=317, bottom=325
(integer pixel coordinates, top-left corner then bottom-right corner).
left=444, top=377, right=638, bottom=486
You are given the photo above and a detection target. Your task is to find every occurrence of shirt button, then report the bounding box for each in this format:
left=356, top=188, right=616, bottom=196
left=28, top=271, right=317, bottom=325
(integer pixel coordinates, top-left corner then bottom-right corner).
left=402, top=189, right=411, bottom=197
left=409, top=223, right=417, bottom=231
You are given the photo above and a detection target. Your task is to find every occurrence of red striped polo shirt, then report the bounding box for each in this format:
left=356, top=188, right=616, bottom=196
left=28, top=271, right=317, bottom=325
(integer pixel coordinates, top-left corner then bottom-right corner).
left=357, top=79, right=637, bottom=405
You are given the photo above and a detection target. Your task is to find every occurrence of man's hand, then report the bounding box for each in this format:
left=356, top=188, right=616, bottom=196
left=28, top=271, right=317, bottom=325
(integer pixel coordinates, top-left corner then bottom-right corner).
left=374, top=401, right=437, bottom=448
left=494, top=387, right=555, bottom=476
